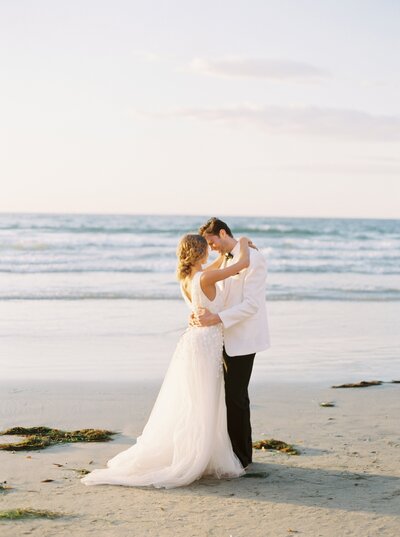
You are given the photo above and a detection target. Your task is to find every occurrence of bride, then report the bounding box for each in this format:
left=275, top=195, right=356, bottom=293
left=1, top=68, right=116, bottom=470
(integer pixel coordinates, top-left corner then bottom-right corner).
left=81, top=233, right=251, bottom=489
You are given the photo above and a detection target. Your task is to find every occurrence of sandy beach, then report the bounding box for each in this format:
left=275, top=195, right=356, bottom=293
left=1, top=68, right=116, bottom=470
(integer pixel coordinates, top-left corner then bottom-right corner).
left=1, top=380, right=399, bottom=537
left=1, top=215, right=399, bottom=535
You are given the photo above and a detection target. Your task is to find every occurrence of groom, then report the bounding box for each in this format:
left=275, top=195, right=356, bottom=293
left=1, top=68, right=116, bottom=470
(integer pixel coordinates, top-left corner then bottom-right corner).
left=193, top=217, right=270, bottom=468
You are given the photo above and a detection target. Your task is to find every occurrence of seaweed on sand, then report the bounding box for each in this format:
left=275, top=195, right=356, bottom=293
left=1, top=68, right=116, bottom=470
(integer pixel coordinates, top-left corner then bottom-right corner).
left=0, top=508, right=66, bottom=520
left=253, top=439, right=300, bottom=456
left=66, top=468, right=91, bottom=476
left=0, top=426, right=116, bottom=451
left=331, top=380, right=383, bottom=388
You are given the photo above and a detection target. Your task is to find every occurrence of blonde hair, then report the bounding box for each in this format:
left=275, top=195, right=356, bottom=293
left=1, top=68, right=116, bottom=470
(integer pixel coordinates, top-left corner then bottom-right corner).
left=176, top=234, right=208, bottom=281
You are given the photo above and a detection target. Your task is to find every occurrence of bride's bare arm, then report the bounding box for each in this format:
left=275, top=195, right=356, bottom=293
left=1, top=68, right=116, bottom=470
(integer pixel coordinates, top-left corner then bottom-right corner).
left=190, top=238, right=252, bottom=327
left=203, top=253, right=225, bottom=271
left=201, top=237, right=250, bottom=286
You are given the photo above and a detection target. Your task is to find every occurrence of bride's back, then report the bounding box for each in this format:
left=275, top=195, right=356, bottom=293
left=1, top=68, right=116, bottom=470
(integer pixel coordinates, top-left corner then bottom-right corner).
left=181, top=272, right=224, bottom=314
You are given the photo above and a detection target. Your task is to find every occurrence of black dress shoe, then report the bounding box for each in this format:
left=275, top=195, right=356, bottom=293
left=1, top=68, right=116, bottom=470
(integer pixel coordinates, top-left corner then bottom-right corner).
left=242, top=471, right=269, bottom=479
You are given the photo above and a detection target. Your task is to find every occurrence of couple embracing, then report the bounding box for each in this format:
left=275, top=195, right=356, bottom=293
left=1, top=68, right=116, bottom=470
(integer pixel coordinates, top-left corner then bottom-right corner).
left=82, top=217, right=270, bottom=489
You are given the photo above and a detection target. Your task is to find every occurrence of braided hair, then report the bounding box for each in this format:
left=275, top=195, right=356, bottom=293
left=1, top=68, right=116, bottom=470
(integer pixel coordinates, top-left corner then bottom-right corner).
left=176, top=234, right=208, bottom=281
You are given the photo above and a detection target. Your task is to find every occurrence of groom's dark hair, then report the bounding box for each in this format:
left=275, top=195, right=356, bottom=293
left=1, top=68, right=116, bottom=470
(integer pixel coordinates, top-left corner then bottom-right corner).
left=199, top=217, right=233, bottom=238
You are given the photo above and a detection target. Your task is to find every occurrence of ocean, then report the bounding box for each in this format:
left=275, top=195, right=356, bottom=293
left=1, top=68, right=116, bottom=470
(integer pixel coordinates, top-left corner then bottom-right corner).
left=0, top=213, right=399, bottom=383
left=1, top=213, right=399, bottom=301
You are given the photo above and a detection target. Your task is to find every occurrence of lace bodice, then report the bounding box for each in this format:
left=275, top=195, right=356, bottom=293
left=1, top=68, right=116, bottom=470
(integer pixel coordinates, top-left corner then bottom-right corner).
left=180, top=272, right=224, bottom=314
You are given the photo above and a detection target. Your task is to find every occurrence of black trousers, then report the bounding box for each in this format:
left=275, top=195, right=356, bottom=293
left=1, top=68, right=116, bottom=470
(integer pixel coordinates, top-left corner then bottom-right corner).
left=223, top=347, right=255, bottom=468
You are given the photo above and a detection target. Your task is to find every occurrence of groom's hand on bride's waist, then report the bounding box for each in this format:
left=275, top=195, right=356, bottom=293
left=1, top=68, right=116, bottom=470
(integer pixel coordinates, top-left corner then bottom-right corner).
left=190, top=308, right=222, bottom=327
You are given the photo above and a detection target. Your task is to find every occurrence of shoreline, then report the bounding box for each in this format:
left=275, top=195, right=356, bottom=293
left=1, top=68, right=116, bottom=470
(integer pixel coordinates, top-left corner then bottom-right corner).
left=1, top=299, right=400, bottom=385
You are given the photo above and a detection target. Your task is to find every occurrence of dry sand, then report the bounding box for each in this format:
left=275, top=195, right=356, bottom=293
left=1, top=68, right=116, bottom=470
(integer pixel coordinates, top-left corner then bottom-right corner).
left=1, top=381, right=399, bottom=537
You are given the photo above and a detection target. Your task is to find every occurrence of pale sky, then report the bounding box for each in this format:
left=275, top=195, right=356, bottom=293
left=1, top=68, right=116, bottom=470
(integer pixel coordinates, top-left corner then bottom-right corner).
left=1, top=0, right=400, bottom=218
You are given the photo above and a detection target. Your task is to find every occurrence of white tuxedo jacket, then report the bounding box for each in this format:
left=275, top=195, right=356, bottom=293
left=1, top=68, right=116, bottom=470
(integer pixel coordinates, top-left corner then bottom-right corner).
left=218, top=242, right=270, bottom=357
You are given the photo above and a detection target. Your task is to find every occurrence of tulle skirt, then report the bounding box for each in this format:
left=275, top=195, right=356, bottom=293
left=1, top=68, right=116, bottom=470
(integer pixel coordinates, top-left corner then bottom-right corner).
left=81, top=325, right=244, bottom=489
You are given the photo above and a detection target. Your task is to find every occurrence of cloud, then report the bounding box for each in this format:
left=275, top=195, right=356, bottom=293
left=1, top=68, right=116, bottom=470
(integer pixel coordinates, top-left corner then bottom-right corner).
left=149, top=104, right=400, bottom=141
left=188, top=56, right=329, bottom=82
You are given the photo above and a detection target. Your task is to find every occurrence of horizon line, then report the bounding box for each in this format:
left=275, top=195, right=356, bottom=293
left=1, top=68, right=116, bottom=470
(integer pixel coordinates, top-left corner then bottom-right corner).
left=0, top=210, right=399, bottom=222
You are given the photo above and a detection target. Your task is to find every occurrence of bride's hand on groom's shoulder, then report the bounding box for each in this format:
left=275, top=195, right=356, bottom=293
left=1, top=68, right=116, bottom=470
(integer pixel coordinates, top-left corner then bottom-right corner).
left=239, top=236, right=258, bottom=250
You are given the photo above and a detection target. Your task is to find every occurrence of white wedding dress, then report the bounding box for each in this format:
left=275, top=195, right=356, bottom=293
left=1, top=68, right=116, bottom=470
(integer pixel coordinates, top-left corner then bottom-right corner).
left=81, top=271, right=244, bottom=489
